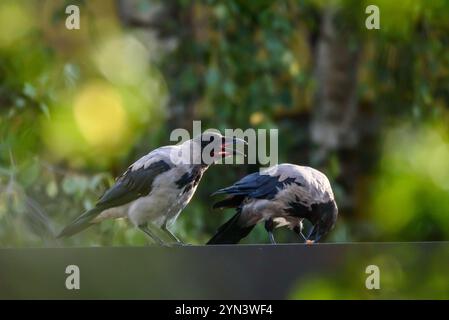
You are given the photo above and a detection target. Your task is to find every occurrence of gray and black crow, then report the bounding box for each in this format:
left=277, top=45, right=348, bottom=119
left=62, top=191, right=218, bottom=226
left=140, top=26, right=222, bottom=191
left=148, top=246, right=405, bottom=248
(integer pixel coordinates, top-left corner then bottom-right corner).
left=58, top=132, right=245, bottom=245
left=207, top=163, right=338, bottom=245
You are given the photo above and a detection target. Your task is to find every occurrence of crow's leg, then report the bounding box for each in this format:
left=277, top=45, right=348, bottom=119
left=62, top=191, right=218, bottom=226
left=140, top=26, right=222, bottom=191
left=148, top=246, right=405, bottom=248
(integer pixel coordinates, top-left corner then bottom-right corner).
left=293, top=225, right=307, bottom=242
left=268, top=232, right=276, bottom=244
left=264, top=218, right=276, bottom=244
left=139, top=223, right=165, bottom=246
left=161, top=224, right=184, bottom=245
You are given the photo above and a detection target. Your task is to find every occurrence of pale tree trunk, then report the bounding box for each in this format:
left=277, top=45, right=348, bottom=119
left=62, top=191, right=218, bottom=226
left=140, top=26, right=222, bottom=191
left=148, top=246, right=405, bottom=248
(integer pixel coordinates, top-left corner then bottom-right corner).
left=311, top=7, right=360, bottom=164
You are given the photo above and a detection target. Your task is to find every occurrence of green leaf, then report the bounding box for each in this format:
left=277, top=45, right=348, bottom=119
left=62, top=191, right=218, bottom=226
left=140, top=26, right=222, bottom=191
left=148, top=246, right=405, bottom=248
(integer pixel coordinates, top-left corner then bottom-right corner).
left=19, top=161, right=40, bottom=188
left=23, top=83, right=37, bottom=99
left=46, top=180, right=58, bottom=198
left=62, top=177, right=78, bottom=195
left=39, top=103, right=50, bottom=118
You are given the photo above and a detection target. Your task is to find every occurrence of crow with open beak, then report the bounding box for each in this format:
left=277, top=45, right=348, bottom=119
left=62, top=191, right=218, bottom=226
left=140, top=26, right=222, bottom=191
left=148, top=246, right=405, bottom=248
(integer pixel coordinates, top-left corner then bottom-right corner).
left=207, top=163, right=337, bottom=245
left=57, top=132, right=245, bottom=245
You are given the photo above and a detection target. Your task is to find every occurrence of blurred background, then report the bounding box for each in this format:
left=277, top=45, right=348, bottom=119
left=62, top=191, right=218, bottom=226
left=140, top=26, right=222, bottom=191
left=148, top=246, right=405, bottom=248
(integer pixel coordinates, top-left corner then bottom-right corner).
left=1, top=0, right=449, bottom=248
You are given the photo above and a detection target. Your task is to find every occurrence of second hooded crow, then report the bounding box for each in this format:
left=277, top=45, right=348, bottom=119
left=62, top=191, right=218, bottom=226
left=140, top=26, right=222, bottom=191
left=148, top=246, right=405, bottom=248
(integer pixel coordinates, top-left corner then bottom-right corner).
left=207, top=163, right=338, bottom=245
left=57, top=131, right=245, bottom=245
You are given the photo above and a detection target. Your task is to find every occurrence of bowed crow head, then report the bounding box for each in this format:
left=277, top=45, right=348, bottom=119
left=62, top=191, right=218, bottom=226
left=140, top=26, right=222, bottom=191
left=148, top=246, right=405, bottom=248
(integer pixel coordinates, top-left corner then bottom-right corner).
left=307, top=200, right=338, bottom=243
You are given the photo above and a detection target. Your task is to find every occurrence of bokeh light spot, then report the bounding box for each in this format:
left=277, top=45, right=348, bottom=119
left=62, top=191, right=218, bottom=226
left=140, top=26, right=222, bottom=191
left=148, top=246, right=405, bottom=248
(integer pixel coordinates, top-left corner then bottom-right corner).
left=0, top=2, right=34, bottom=48
left=74, top=82, right=129, bottom=151
left=250, top=112, right=265, bottom=126
left=93, top=35, right=149, bottom=86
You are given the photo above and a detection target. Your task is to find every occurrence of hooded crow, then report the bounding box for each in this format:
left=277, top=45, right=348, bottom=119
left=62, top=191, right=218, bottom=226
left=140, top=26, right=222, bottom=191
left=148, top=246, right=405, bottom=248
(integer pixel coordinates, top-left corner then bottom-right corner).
left=207, top=163, right=338, bottom=245
left=57, top=132, right=245, bottom=245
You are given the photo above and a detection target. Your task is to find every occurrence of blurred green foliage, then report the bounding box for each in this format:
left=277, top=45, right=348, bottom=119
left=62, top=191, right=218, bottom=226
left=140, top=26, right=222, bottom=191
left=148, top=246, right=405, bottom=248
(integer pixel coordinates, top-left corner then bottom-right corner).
left=290, top=245, right=449, bottom=299
left=1, top=0, right=449, bottom=248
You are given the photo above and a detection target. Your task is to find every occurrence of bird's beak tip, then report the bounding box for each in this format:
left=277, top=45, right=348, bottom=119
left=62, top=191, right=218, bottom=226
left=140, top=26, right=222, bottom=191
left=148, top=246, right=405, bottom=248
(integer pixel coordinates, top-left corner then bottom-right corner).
left=232, top=137, right=248, bottom=145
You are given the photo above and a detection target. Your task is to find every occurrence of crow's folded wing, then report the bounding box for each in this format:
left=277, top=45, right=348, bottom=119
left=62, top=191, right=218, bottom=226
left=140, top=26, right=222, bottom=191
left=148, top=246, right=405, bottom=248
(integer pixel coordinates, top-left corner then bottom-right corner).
left=97, top=159, right=172, bottom=209
left=57, top=159, right=171, bottom=238
left=213, top=171, right=298, bottom=200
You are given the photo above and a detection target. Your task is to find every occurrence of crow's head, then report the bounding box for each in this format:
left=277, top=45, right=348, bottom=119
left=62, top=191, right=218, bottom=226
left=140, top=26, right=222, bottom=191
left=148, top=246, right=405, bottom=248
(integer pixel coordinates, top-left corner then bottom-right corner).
left=190, top=131, right=246, bottom=165
left=308, top=200, right=338, bottom=243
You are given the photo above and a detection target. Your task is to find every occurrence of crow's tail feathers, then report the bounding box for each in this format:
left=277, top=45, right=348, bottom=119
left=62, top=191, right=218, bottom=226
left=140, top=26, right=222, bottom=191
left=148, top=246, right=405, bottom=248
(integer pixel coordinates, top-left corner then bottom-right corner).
left=56, top=207, right=103, bottom=238
left=207, top=209, right=255, bottom=245
left=212, top=195, right=245, bottom=209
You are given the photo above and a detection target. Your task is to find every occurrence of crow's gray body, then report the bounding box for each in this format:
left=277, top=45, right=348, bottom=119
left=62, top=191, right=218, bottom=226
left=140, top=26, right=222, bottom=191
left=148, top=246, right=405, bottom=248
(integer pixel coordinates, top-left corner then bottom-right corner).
left=208, top=164, right=338, bottom=244
left=57, top=131, right=243, bottom=244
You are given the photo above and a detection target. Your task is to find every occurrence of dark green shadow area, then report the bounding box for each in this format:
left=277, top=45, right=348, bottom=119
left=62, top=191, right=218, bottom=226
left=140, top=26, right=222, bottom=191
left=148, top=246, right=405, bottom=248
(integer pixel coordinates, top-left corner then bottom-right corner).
left=0, top=242, right=448, bottom=299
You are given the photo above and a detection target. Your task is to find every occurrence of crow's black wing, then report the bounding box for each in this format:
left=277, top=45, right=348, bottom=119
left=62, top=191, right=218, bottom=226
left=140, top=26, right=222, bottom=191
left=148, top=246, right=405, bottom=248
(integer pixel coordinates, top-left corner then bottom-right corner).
left=213, top=172, right=298, bottom=200
left=57, top=159, right=171, bottom=238
left=97, top=160, right=171, bottom=208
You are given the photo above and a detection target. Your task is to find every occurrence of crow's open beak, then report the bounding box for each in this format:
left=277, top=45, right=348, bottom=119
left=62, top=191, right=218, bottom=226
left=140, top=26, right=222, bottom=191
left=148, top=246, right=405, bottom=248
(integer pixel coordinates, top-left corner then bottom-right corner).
left=220, top=147, right=246, bottom=157
left=219, top=136, right=247, bottom=157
